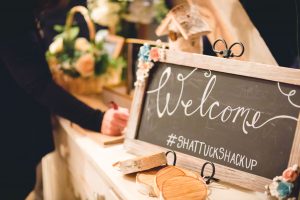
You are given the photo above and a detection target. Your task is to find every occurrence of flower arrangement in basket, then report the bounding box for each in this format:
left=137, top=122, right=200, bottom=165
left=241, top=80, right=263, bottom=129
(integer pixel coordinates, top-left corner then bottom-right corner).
left=88, top=0, right=169, bottom=33
left=46, top=6, right=125, bottom=94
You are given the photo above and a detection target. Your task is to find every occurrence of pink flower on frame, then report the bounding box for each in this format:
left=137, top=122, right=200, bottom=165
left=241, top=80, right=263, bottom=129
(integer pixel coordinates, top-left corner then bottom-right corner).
left=149, top=47, right=160, bottom=62
left=282, top=165, right=299, bottom=182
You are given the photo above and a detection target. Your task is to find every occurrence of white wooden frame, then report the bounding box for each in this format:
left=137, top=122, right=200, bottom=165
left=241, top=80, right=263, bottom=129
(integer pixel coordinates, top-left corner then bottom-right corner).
left=124, top=49, right=300, bottom=192
left=104, top=35, right=125, bottom=59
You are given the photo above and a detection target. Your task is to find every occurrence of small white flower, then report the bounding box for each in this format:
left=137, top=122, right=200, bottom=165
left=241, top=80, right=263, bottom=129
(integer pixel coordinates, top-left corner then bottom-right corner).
left=49, top=38, right=63, bottom=54
left=95, top=30, right=109, bottom=43
left=91, top=2, right=121, bottom=28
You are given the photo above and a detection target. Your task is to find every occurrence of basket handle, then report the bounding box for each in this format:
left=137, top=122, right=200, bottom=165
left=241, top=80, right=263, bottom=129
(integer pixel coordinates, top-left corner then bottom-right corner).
left=65, top=6, right=95, bottom=42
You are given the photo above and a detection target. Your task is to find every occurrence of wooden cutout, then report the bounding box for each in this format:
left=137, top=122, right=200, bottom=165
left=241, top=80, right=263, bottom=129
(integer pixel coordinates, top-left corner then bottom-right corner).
left=136, top=167, right=163, bottom=197
left=137, top=166, right=201, bottom=197
left=154, top=166, right=202, bottom=196
left=72, top=124, right=124, bottom=146
left=156, top=3, right=210, bottom=54
left=118, top=152, right=167, bottom=174
left=180, top=168, right=201, bottom=180
left=170, top=4, right=211, bottom=39
left=154, top=166, right=185, bottom=196
left=161, top=176, right=207, bottom=200
left=156, top=3, right=211, bottom=39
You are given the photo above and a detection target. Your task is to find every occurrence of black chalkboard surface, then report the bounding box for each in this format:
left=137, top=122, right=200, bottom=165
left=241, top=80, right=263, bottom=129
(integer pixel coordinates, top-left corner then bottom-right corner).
left=125, top=49, right=300, bottom=191
left=137, top=62, right=300, bottom=179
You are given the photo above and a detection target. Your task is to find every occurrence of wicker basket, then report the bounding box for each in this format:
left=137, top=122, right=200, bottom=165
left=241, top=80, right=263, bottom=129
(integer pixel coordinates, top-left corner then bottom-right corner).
left=48, top=6, right=105, bottom=95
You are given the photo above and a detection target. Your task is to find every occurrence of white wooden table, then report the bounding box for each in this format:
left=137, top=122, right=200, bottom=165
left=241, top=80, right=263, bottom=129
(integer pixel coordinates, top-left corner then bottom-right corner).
left=53, top=116, right=267, bottom=200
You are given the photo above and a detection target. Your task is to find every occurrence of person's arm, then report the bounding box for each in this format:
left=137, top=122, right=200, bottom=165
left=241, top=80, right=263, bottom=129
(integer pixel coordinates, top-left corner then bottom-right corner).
left=0, top=30, right=128, bottom=133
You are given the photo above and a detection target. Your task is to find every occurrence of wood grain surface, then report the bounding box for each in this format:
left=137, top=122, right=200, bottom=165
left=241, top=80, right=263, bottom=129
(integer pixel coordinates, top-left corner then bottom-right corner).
left=161, top=176, right=207, bottom=200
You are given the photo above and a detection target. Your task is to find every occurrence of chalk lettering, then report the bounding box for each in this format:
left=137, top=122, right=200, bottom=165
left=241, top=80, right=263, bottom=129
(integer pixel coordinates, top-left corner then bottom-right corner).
left=148, top=68, right=297, bottom=134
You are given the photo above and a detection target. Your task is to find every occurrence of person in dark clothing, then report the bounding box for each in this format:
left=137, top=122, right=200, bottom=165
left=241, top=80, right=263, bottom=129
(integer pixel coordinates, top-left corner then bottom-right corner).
left=240, top=0, right=300, bottom=68
left=0, top=0, right=129, bottom=199
left=39, top=0, right=93, bottom=47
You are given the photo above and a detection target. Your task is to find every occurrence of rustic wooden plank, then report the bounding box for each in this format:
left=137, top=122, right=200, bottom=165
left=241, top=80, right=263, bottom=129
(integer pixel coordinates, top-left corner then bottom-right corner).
left=125, top=38, right=169, bottom=47
left=288, top=113, right=300, bottom=167
left=117, top=152, right=167, bottom=174
left=160, top=49, right=300, bottom=86
left=125, top=82, right=147, bottom=139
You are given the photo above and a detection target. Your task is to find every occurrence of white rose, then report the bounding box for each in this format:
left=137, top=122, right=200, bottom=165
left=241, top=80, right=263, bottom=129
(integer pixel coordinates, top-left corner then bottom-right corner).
left=75, top=37, right=90, bottom=52
left=49, top=37, right=63, bottom=54
left=95, top=30, right=108, bottom=44
left=91, top=7, right=109, bottom=26
left=91, top=2, right=120, bottom=28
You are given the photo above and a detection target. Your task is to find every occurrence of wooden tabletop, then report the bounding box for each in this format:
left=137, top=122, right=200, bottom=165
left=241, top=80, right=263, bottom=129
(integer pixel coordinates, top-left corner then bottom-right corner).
left=55, top=88, right=266, bottom=199
left=57, top=117, right=266, bottom=200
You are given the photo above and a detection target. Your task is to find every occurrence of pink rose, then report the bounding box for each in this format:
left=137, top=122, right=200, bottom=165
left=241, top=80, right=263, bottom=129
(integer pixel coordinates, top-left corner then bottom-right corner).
left=75, top=53, right=95, bottom=77
left=149, top=47, right=160, bottom=62
left=282, top=166, right=299, bottom=182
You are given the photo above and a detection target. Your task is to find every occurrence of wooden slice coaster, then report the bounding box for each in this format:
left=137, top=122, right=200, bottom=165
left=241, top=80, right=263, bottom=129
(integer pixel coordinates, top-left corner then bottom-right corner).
left=136, top=167, right=163, bottom=197
left=153, top=166, right=203, bottom=197
left=180, top=168, right=201, bottom=180
left=154, top=166, right=185, bottom=196
left=137, top=166, right=202, bottom=197
left=160, top=176, right=207, bottom=200
left=118, top=152, right=167, bottom=174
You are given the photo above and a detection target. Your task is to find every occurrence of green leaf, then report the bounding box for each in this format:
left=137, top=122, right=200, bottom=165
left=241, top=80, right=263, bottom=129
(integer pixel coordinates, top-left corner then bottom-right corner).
left=66, top=27, right=80, bottom=41
left=61, top=37, right=76, bottom=58
left=53, top=26, right=80, bottom=41
left=54, top=32, right=64, bottom=40
left=54, top=25, right=64, bottom=32
left=45, top=51, right=53, bottom=59
left=110, top=56, right=126, bottom=69
left=74, top=50, right=83, bottom=59
left=95, top=40, right=104, bottom=49
left=95, top=54, right=109, bottom=75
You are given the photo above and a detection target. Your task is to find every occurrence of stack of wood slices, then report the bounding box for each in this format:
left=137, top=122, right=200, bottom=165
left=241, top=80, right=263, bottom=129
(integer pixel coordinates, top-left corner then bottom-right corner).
left=114, top=152, right=208, bottom=200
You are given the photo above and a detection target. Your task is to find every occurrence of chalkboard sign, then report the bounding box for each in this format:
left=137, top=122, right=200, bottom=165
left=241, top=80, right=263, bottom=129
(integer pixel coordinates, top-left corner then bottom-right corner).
left=125, top=49, right=300, bottom=191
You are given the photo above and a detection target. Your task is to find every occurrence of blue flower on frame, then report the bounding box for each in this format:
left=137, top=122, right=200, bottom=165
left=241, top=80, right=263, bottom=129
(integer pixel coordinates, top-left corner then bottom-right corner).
left=138, top=44, right=151, bottom=62
left=277, top=181, right=293, bottom=198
